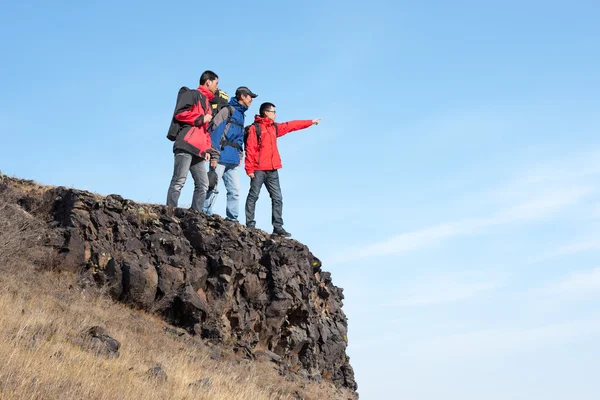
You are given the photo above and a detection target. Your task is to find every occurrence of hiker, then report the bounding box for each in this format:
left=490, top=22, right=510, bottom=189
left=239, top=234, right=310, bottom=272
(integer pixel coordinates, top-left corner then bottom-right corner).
left=244, top=102, right=321, bottom=237
left=207, top=88, right=230, bottom=188
left=166, top=70, right=220, bottom=211
left=203, top=86, right=258, bottom=221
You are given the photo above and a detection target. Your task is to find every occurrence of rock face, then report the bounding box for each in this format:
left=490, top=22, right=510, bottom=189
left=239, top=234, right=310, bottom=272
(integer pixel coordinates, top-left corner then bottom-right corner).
left=79, top=326, right=121, bottom=358
left=0, top=174, right=357, bottom=392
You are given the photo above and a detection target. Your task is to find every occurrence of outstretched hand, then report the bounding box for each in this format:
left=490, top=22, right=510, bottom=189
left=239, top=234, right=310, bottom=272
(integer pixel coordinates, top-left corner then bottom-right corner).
left=312, top=118, right=321, bottom=125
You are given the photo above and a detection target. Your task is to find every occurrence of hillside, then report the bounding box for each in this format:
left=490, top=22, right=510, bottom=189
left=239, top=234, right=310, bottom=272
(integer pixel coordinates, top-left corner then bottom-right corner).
left=0, top=173, right=358, bottom=399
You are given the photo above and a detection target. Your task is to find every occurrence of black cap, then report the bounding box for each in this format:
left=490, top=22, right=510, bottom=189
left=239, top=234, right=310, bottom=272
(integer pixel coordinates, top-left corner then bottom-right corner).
left=235, top=86, right=258, bottom=98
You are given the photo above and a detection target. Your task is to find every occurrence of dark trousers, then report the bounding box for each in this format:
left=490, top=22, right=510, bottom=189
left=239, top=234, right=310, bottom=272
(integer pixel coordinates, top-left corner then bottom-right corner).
left=245, top=170, right=283, bottom=230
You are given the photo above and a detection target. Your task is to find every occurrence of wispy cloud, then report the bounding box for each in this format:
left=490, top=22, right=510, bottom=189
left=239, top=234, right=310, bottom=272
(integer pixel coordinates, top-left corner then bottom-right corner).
left=328, top=152, right=600, bottom=264
left=545, top=268, right=600, bottom=296
left=523, top=268, right=600, bottom=306
left=405, top=320, right=600, bottom=362
left=553, top=239, right=600, bottom=257
left=385, top=278, right=499, bottom=307
left=516, top=150, right=600, bottom=186
left=329, top=186, right=590, bottom=263
left=530, top=236, right=600, bottom=264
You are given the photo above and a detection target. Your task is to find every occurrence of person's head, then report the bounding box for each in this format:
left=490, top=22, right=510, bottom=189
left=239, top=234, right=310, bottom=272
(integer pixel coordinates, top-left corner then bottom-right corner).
left=259, top=102, right=276, bottom=121
left=235, top=86, right=258, bottom=107
left=199, top=70, right=219, bottom=93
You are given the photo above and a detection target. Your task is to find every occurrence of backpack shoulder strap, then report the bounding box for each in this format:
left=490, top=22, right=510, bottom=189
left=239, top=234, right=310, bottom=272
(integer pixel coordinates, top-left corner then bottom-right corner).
left=254, top=122, right=262, bottom=144
left=225, top=106, right=244, bottom=127
left=219, top=106, right=242, bottom=149
left=243, top=122, right=263, bottom=147
left=196, top=89, right=208, bottom=114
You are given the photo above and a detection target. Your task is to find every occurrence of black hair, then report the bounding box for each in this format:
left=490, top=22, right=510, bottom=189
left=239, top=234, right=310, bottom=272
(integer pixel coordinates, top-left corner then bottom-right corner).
left=259, top=102, right=276, bottom=117
left=199, top=70, right=218, bottom=85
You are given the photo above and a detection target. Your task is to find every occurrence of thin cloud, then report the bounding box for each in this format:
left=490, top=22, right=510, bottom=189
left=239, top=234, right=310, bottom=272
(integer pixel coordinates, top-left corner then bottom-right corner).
left=406, top=320, right=600, bottom=362
left=329, top=186, right=590, bottom=263
left=546, top=267, right=600, bottom=296
left=385, top=279, right=499, bottom=307
left=531, top=237, right=600, bottom=264
left=592, top=204, right=600, bottom=219
left=554, top=239, right=600, bottom=257
left=517, top=150, right=600, bottom=186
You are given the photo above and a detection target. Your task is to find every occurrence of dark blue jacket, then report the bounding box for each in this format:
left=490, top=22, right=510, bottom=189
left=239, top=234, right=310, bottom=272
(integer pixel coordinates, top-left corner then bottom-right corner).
left=209, top=97, right=248, bottom=165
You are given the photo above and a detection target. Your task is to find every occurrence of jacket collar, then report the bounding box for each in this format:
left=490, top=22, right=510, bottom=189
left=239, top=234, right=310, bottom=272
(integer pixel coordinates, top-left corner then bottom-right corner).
left=197, top=85, right=215, bottom=100
left=228, top=97, right=248, bottom=113
left=254, top=115, right=274, bottom=126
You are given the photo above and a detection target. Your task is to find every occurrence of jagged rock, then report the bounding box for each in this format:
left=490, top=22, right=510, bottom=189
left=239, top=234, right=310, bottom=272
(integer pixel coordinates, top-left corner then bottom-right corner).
left=188, top=377, right=212, bottom=390
left=146, top=364, right=168, bottom=383
left=0, top=174, right=358, bottom=393
left=121, top=256, right=158, bottom=308
left=310, top=372, right=323, bottom=384
left=255, top=349, right=283, bottom=364
left=157, top=264, right=185, bottom=295
left=209, top=345, right=222, bottom=360
left=79, top=326, right=120, bottom=358
left=298, top=368, right=309, bottom=381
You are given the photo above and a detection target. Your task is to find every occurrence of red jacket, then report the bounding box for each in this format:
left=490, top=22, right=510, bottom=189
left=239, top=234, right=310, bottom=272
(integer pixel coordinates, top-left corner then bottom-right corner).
left=245, top=116, right=312, bottom=175
left=173, top=86, right=215, bottom=157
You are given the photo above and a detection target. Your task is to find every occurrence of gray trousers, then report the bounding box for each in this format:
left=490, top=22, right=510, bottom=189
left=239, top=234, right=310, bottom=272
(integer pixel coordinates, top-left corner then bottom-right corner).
left=166, top=152, right=208, bottom=211
left=245, top=170, right=283, bottom=230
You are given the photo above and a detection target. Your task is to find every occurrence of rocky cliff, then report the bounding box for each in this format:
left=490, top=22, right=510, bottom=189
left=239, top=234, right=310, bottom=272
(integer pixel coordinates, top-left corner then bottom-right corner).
left=0, top=173, right=357, bottom=394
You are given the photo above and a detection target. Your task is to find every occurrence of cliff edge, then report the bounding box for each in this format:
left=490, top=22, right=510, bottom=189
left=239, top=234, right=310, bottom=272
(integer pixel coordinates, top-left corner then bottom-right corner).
left=0, top=173, right=357, bottom=395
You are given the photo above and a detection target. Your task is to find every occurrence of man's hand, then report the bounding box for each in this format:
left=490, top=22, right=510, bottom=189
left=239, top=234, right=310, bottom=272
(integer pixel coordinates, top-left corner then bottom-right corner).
left=248, top=172, right=255, bottom=179
left=204, top=114, right=213, bottom=124
left=210, top=160, right=217, bottom=168
left=312, top=118, right=321, bottom=125
left=204, top=152, right=211, bottom=162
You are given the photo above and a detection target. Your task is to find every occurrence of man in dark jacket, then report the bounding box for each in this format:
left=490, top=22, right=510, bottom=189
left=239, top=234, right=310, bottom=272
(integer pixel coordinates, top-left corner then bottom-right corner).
left=203, top=86, right=257, bottom=221
left=166, top=70, right=219, bottom=211
left=244, top=102, right=321, bottom=237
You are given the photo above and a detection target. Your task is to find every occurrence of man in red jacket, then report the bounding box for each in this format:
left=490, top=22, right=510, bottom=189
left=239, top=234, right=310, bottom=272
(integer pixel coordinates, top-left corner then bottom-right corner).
left=244, top=102, right=321, bottom=237
left=166, top=70, right=219, bottom=211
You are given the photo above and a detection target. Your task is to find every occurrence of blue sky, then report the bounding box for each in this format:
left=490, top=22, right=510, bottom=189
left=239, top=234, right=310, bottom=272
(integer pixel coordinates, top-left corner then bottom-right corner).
left=1, top=1, right=600, bottom=399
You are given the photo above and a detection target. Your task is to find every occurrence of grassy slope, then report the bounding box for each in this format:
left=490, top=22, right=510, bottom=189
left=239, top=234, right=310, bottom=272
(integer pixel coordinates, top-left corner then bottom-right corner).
left=0, top=183, right=352, bottom=400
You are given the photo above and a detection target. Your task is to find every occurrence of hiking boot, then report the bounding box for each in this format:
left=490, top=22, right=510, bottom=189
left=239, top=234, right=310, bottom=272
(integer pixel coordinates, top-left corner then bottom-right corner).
left=272, top=228, right=292, bottom=238
left=246, top=225, right=256, bottom=232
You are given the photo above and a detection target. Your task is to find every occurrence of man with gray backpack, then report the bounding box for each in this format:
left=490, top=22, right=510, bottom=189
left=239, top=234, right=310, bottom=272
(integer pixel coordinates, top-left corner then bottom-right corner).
left=203, top=86, right=258, bottom=221
left=165, top=70, right=220, bottom=211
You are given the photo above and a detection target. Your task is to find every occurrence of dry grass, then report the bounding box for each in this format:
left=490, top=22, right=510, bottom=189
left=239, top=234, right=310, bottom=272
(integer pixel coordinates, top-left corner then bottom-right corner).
left=0, top=195, right=43, bottom=267
left=0, top=268, right=303, bottom=400
left=0, top=187, right=352, bottom=400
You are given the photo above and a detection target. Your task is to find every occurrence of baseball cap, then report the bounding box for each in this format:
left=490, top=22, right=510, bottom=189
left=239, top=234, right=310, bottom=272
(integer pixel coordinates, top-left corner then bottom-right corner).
left=235, top=86, right=258, bottom=98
